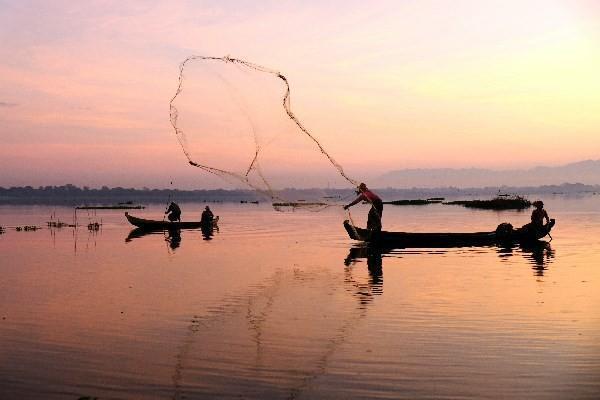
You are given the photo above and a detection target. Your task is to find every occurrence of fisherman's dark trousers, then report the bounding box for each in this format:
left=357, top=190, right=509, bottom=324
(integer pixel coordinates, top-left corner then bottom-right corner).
left=367, top=199, right=383, bottom=232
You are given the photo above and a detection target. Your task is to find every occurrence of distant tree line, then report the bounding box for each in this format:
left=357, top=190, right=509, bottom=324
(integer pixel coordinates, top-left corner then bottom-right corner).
left=0, top=184, right=261, bottom=205
left=0, top=183, right=598, bottom=205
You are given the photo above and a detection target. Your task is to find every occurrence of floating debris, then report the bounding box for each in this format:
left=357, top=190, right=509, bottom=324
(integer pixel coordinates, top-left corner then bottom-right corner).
left=444, top=195, right=531, bottom=210
left=272, top=202, right=328, bottom=207
left=47, top=221, right=74, bottom=228
left=383, top=199, right=440, bottom=206
left=87, top=222, right=101, bottom=231
left=47, top=211, right=76, bottom=228
left=15, top=226, right=40, bottom=232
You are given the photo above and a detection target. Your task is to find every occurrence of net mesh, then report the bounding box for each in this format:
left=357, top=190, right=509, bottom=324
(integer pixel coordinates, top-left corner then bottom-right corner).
left=169, top=55, right=359, bottom=209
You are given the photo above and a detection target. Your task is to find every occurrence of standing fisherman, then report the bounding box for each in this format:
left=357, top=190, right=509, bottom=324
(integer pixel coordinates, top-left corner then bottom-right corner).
left=344, top=183, right=383, bottom=232
left=201, top=206, right=214, bottom=225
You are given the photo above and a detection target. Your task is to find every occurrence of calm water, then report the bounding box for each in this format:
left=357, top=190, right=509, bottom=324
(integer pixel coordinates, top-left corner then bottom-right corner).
left=1, top=197, right=599, bottom=399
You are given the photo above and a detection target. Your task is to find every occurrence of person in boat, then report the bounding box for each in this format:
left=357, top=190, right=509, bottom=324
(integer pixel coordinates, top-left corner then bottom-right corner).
left=521, top=200, right=550, bottom=235
left=343, top=183, right=383, bottom=232
left=530, top=200, right=550, bottom=228
left=165, top=202, right=181, bottom=222
left=200, top=206, right=214, bottom=225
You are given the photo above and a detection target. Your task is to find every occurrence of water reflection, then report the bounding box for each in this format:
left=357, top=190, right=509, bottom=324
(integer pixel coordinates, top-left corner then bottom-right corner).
left=498, top=241, right=555, bottom=275
left=166, top=228, right=182, bottom=249
left=200, top=223, right=217, bottom=240
left=344, top=246, right=384, bottom=304
left=348, top=240, right=556, bottom=278
left=169, top=264, right=378, bottom=399
left=125, top=225, right=218, bottom=248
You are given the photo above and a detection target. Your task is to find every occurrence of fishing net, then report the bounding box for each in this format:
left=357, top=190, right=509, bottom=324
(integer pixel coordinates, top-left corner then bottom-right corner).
left=169, top=56, right=359, bottom=210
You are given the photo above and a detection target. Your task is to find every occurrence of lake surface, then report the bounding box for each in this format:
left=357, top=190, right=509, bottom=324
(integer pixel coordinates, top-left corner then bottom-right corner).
left=1, top=196, right=599, bottom=399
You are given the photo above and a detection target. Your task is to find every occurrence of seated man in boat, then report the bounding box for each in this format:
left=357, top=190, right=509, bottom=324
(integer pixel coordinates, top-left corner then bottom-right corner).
left=343, top=183, right=383, bottom=232
left=200, top=206, right=214, bottom=225
left=530, top=200, right=550, bottom=228
left=521, top=200, right=551, bottom=234
left=165, top=202, right=181, bottom=222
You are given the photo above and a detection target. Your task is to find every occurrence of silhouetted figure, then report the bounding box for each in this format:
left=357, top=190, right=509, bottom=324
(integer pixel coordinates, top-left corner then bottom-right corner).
left=344, top=183, right=383, bottom=232
left=165, top=202, right=182, bottom=222
left=521, top=200, right=551, bottom=236
left=201, top=206, right=214, bottom=226
left=531, top=200, right=550, bottom=228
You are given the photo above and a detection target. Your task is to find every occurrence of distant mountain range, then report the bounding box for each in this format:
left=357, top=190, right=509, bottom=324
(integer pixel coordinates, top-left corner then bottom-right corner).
left=373, top=160, right=600, bottom=188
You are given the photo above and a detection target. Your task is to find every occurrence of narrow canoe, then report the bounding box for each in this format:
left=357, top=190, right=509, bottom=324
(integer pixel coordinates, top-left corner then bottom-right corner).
left=343, top=219, right=555, bottom=248
left=125, top=212, right=219, bottom=230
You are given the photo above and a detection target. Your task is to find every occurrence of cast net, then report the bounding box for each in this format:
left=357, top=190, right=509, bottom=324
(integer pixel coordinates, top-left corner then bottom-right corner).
left=169, top=55, right=359, bottom=210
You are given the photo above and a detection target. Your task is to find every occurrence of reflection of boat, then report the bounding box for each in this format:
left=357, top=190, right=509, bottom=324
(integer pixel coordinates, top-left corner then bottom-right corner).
left=125, top=227, right=183, bottom=249
left=344, top=219, right=555, bottom=248
left=125, top=212, right=219, bottom=230
left=126, top=227, right=162, bottom=242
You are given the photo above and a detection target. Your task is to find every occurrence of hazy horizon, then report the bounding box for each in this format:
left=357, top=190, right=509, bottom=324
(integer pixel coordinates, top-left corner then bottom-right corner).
left=2, top=158, right=600, bottom=190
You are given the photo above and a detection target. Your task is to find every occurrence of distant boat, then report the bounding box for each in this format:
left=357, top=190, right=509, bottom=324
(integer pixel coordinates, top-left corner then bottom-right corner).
left=444, top=195, right=531, bottom=210
left=383, top=199, right=435, bottom=206
left=344, top=219, right=555, bottom=248
left=272, top=202, right=328, bottom=207
left=125, top=212, right=218, bottom=230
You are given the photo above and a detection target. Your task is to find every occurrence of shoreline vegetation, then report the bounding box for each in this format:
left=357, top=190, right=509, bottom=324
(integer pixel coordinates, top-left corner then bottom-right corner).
left=0, top=183, right=598, bottom=206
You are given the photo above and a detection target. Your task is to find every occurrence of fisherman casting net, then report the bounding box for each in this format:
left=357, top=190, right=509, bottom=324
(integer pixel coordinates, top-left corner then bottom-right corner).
left=169, top=56, right=359, bottom=209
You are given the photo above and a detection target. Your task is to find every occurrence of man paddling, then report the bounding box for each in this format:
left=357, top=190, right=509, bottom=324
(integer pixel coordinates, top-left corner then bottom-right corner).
left=165, top=202, right=182, bottom=222
left=344, top=183, right=383, bottom=232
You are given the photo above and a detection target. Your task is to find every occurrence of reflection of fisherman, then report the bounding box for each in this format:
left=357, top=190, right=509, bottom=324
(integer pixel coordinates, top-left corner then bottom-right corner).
left=201, top=206, right=214, bottom=225
left=166, top=228, right=181, bottom=249
left=165, top=202, right=181, bottom=222
left=343, top=183, right=383, bottom=232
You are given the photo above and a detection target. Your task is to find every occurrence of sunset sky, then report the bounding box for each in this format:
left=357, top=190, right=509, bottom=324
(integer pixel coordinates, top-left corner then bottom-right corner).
left=1, top=0, right=599, bottom=189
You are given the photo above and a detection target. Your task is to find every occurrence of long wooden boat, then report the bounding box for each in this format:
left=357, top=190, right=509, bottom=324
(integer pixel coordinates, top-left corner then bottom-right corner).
left=343, top=219, right=555, bottom=248
left=125, top=212, right=218, bottom=230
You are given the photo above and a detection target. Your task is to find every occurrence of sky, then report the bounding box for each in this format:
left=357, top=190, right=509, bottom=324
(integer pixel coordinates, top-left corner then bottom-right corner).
left=1, top=0, right=599, bottom=189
